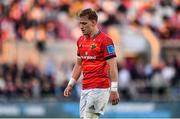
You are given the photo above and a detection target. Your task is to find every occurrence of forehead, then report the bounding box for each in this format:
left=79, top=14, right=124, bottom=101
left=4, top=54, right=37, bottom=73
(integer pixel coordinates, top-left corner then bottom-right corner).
left=79, top=16, right=90, bottom=22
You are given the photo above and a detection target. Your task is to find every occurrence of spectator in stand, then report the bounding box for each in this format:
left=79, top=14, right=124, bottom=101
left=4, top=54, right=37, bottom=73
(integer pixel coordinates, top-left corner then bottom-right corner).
left=170, top=6, right=180, bottom=39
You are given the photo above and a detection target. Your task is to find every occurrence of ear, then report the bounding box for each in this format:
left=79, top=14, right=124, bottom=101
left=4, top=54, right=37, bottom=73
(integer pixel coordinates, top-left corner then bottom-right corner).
left=91, top=20, right=97, bottom=26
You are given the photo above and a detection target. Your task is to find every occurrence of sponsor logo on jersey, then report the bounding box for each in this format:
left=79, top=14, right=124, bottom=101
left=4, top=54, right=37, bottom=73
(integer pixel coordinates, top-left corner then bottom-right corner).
left=107, top=45, right=115, bottom=54
left=81, top=56, right=96, bottom=59
left=89, top=105, right=95, bottom=110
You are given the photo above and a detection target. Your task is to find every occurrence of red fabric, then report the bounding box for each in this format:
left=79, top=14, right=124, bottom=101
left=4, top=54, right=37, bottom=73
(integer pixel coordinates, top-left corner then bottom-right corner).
left=77, top=32, right=116, bottom=89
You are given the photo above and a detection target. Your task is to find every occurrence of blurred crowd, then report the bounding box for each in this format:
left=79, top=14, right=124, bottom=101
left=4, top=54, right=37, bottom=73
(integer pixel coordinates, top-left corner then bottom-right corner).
left=0, top=0, right=179, bottom=42
left=117, top=54, right=180, bottom=101
left=0, top=59, right=74, bottom=100
left=0, top=53, right=179, bottom=101
left=0, top=0, right=179, bottom=101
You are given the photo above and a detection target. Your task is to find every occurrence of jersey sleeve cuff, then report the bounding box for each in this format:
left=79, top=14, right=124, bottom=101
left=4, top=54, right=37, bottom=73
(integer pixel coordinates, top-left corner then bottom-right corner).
left=105, top=55, right=116, bottom=60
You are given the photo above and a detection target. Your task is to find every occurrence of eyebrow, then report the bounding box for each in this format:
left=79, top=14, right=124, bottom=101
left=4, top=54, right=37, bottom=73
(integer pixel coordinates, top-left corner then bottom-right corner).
left=79, top=22, right=87, bottom=24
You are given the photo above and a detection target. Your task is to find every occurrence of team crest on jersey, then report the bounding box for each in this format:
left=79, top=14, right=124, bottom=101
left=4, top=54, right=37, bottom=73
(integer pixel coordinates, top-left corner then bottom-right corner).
left=91, top=44, right=96, bottom=49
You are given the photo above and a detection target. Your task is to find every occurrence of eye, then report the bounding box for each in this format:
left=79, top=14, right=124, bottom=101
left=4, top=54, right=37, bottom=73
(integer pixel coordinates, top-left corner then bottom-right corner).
left=80, top=22, right=87, bottom=25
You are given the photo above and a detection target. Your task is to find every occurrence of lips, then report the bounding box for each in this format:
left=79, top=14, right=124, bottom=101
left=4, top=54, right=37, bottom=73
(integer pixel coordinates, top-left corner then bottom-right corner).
left=82, top=30, right=85, bottom=34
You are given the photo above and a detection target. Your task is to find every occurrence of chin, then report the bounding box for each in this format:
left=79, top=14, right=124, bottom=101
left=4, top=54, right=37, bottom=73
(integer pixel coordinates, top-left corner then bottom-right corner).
left=83, top=33, right=88, bottom=36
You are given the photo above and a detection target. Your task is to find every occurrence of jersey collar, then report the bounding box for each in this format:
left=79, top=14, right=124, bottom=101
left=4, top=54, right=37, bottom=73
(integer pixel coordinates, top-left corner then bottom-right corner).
left=91, top=30, right=101, bottom=39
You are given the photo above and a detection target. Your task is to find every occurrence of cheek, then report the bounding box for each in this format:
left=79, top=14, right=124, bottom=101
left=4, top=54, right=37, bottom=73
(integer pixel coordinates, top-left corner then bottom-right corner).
left=84, top=25, right=89, bottom=29
left=84, top=26, right=90, bottom=32
left=87, top=25, right=92, bottom=29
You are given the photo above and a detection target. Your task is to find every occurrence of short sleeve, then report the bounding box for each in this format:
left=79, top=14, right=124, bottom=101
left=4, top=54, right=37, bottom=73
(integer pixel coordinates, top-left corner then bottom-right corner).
left=102, top=37, right=116, bottom=60
left=77, top=36, right=83, bottom=57
left=77, top=39, right=80, bottom=56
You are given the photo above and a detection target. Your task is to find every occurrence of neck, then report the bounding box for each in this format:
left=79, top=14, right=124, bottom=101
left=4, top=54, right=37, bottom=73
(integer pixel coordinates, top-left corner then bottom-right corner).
left=89, top=27, right=100, bottom=38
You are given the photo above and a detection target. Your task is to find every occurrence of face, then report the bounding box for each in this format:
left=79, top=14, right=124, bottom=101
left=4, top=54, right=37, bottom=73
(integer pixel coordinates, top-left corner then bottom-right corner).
left=79, top=16, right=96, bottom=36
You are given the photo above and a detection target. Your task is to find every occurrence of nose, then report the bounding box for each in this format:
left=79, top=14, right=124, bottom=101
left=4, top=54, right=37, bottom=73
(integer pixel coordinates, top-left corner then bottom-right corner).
left=80, top=25, right=83, bottom=29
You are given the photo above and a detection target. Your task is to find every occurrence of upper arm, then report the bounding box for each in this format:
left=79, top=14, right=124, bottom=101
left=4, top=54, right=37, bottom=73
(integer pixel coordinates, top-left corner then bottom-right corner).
left=102, top=37, right=116, bottom=60
left=76, top=57, right=82, bottom=66
left=106, top=57, right=118, bottom=82
left=106, top=57, right=117, bottom=68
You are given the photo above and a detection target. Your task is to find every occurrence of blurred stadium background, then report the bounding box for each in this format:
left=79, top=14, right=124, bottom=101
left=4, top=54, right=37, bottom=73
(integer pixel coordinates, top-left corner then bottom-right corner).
left=0, top=0, right=179, bottom=118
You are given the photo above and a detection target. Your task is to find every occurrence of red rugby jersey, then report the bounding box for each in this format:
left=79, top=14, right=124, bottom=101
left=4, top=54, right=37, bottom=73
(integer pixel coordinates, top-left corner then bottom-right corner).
left=77, top=31, right=116, bottom=90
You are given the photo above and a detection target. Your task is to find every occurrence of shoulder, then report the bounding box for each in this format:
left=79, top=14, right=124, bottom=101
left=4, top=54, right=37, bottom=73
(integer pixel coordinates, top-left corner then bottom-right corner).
left=100, top=32, right=113, bottom=43
left=77, top=35, right=85, bottom=44
left=78, top=35, right=86, bottom=41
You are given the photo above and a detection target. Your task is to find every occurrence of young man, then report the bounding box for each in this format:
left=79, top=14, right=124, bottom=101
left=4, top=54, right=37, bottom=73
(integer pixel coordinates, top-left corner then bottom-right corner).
left=64, top=8, right=120, bottom=119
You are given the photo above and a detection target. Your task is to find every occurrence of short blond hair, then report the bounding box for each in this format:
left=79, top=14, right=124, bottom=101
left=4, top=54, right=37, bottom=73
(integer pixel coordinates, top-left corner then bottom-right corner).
left=78, top=8, right=98, bottom=22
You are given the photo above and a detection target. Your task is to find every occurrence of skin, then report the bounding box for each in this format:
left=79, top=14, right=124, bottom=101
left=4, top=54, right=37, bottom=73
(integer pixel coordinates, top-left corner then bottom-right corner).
left=64, top=15, right=120, bottom=105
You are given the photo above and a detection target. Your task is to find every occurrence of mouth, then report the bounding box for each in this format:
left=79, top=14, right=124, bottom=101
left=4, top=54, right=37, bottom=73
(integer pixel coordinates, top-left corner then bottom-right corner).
left=81, top=29, right=85, bottom=33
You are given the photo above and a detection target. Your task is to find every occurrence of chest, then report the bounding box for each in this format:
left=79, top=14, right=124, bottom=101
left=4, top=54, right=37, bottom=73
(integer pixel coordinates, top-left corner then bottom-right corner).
left=78, top=39, right=102, bottom=56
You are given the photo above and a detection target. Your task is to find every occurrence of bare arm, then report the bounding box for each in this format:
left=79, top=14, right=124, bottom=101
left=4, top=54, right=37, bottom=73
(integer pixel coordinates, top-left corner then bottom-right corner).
left=64, top=57, right=82, bottom=97
left=106, top=57, right=118, bottom=83
left=71, top=57, right=82, bottom=81
left=106, top=57, right=120, bottom=105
